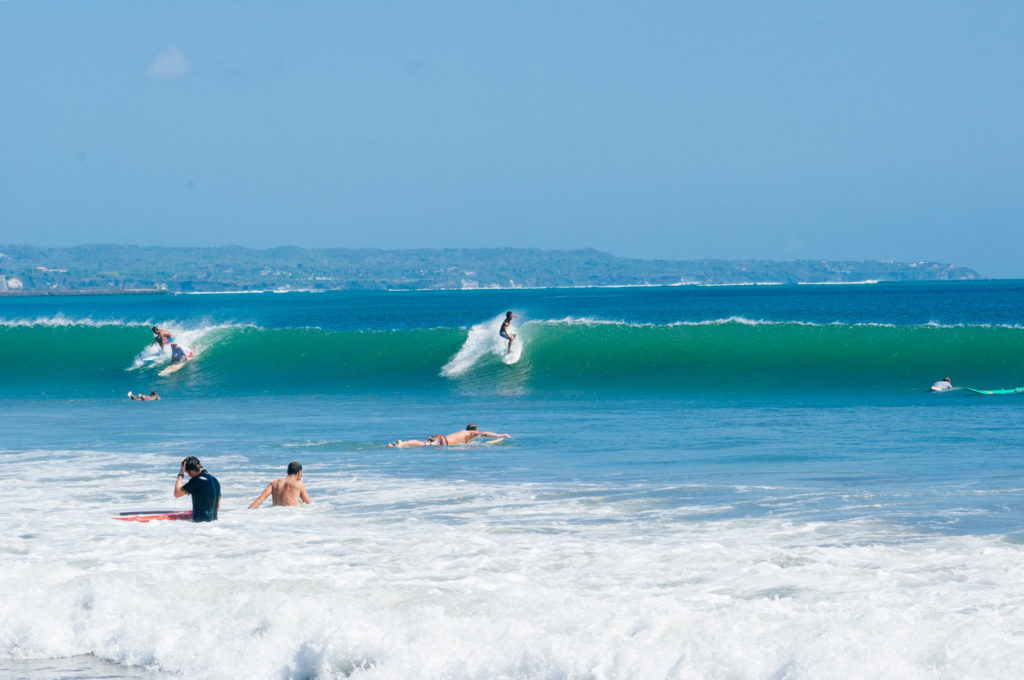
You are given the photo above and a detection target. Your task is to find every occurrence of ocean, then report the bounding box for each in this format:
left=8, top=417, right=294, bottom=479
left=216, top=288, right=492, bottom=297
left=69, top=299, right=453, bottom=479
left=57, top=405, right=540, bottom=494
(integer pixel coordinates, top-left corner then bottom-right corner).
left=2, top=281, right=1024, bottom=679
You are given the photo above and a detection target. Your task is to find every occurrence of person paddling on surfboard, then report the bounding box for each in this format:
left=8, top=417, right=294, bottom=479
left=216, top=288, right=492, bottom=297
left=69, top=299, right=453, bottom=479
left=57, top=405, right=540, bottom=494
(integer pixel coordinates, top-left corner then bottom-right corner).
left=388, top=423, right=511, bottom=448
left=128, top=390, right=160, bottom=401
left=152, top=326, right=175, bottom=348
left=499, top=311, right=518, bottom=354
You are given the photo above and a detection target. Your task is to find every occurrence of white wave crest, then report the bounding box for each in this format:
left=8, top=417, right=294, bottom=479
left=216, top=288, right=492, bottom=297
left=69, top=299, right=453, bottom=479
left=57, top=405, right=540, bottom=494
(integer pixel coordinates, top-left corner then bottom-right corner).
left=441, top=314, right=522, bottom=377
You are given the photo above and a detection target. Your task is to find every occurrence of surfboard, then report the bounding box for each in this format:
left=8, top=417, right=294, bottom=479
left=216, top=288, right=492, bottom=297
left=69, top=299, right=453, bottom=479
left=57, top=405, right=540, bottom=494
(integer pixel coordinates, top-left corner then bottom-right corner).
left=158, top=360, right=189, bottom=377
left=963, top=387, right=1024, bottom=395
left=113, top=510, right=192, bottom=522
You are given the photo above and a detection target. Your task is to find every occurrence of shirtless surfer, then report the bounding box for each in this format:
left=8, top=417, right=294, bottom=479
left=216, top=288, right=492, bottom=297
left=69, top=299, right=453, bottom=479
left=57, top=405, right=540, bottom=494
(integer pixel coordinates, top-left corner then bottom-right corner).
left=152, top=327, right=175, bottom=348
left=499, top=311, right=518, bottom=354
left=248, top=461, right=312, bottom=508
left=128, top=390, right=160, bottom=401
left=388, top=424, right=511, bottom=448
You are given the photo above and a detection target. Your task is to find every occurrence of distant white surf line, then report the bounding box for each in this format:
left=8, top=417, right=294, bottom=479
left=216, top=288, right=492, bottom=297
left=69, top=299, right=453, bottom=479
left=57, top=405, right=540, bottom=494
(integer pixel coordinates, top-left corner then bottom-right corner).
left=441, top=313, right=523, bottom=377
left=529, top=316, right=1024, bottom=330
left=0, top=315, right=154, bottom=327
left=797, top=279, right=881, bottom=285
left=180, top=288, right=328, bottom=295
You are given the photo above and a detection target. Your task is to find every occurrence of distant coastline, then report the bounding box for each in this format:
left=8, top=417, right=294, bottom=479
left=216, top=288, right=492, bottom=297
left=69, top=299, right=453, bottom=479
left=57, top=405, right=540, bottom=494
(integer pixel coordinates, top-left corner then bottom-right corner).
left=0, top=245, right=981, bottom=295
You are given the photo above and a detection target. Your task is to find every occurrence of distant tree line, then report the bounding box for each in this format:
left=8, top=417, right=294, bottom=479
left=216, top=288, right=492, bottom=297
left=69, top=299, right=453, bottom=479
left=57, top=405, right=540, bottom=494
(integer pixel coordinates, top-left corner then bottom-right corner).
left=0, top=245, right=981, bottom=294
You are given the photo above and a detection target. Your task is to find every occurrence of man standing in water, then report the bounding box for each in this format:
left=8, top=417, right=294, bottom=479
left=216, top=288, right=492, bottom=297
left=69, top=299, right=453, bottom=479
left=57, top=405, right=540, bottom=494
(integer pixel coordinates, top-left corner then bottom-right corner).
left=174, top=456, right=221, bottom=522
left=499, top=311, right=518, bottom=354
left=248, top=461, right=312, bottom=508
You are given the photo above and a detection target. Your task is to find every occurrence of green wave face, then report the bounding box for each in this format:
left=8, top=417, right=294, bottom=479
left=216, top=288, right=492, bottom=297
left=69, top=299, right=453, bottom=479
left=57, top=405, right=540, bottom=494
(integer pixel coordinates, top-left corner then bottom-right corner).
left=2, top=321, right=1023, bottom=397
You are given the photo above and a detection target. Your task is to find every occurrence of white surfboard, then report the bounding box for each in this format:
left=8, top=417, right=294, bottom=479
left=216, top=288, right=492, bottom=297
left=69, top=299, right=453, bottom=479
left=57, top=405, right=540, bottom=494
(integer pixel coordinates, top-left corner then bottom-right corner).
left=158, top=359, right=189, bottom=376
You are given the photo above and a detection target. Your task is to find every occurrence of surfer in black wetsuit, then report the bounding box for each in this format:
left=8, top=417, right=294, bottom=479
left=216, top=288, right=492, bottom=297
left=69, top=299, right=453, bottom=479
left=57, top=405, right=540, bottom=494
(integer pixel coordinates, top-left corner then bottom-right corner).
left=499, top=311, right=518, bottom=354
left=174, top=456, right=221, bottom=522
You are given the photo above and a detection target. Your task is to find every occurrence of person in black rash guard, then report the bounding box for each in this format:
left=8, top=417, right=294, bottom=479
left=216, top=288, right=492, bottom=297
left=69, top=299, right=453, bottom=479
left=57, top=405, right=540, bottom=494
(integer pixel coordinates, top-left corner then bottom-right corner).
left=173, top=456, right=221, bottom=522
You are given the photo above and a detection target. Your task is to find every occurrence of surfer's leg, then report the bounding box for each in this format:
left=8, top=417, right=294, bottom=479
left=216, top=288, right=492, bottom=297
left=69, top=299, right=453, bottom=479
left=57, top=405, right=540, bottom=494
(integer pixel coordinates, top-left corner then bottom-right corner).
left=390, top=439, right=426, bottom=448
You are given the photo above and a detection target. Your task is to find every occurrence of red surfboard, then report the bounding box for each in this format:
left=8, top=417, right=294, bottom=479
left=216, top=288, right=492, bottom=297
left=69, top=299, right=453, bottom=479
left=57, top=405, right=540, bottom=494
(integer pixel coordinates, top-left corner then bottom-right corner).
left=114, top=510, right=193, bottom=522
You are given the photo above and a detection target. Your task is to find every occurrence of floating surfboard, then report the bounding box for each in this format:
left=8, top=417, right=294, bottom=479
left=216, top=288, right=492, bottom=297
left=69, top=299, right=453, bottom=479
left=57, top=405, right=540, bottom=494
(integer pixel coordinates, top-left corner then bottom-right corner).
left=963, top=387, right=1024, bottom=395
left=113, top=510, right=193, bottom=522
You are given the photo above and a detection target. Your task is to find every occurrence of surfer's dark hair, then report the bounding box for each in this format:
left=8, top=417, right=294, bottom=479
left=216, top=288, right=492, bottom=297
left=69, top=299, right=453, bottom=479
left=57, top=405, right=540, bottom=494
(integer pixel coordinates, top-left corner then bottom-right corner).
left=506, top=311, right=513, bottom=317
left=287, top=461, right=302, bottom=475
left=466, top=424, right=477, bottom=431
left=183, top=456, right=202, bottom=473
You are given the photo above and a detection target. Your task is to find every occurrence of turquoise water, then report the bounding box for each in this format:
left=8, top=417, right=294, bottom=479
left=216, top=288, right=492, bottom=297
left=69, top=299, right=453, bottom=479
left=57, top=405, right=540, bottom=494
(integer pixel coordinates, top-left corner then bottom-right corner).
left=3, top=282, right=1024, bottom=679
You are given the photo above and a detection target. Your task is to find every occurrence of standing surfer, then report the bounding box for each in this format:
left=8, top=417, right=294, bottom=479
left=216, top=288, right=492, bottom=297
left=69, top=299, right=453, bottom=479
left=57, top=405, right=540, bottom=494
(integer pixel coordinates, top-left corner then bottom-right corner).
left=152, top=326, right=175, bottom=348
left=499, top=311, right=518, bottom=354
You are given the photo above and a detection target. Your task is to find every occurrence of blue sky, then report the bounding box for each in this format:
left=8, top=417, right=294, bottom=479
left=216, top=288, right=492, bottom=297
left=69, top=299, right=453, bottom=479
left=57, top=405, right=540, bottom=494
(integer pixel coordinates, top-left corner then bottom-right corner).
left=2, top=2, right=1022, bottom=276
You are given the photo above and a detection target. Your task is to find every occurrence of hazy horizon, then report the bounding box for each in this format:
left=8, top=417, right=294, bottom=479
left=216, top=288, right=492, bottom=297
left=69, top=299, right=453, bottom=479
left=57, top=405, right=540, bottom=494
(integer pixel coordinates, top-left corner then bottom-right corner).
left=2, top=2, right=1022, bottom=276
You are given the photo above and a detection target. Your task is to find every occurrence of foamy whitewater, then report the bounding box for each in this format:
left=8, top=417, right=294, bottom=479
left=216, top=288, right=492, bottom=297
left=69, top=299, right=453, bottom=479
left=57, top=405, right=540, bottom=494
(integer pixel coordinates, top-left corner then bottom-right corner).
left=3, top=282, right=1024, bottom=679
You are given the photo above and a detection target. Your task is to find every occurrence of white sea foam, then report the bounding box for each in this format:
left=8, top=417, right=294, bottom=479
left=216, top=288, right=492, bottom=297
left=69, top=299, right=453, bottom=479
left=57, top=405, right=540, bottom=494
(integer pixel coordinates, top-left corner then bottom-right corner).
left=126, top=328, right=207, bottom=370
left=3, top=451, right=1024, bottom=679
left=529, top=316, right=1024, bottom=330
left=0, top=315, right=149, bottom=328
left=441, top=314, right=523, bottom=377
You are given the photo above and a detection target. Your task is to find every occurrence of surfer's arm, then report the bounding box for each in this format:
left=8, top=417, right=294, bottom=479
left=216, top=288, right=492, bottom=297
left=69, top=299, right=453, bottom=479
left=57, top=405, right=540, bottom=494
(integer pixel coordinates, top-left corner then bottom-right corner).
left=477, top=431, right=509, bottom=438
left=248, top=484, right=273, bottom=509
left=173, top=472, right=189, bottom=498
left=300, top=485, right=312, bottom=504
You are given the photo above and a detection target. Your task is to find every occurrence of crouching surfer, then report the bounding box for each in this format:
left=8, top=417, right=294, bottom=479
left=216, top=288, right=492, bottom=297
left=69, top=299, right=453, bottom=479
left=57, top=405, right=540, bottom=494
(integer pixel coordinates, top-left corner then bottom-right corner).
left=930, top=377, right=953, bottom=392
left=174, top=456, right=221, bottom=522
left=170, top=343, right=189, bottom=365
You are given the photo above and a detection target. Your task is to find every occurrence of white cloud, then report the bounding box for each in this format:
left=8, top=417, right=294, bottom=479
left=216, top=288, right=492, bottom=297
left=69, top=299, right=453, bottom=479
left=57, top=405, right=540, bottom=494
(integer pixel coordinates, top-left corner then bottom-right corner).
left=147, top=47, right=191, bottom=80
